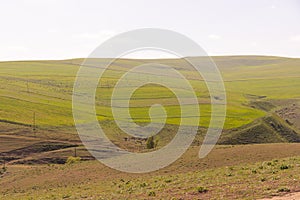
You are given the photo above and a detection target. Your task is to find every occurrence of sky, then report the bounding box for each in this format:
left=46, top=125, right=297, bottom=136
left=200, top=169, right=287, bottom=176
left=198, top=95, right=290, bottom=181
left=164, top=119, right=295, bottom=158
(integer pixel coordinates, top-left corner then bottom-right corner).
left=0, top=0, right=300, bottom=61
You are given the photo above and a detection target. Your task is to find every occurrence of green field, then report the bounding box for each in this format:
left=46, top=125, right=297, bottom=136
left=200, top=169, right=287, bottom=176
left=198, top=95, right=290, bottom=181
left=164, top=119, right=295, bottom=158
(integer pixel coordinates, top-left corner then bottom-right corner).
left=1, top=56, right=299, bottom=130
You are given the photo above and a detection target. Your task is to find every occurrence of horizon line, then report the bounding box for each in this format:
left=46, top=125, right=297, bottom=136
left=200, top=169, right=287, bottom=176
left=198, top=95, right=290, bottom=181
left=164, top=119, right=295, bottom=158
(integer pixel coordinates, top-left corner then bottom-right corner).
left=0, top=54, right=300, bottom=63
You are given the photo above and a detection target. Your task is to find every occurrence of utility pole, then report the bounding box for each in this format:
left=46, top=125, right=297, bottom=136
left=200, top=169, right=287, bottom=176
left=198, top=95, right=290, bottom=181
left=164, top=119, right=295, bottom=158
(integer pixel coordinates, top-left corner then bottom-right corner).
left=27, top=79, right=29, bottom=93
left=33, top=112, right=36, bottom=137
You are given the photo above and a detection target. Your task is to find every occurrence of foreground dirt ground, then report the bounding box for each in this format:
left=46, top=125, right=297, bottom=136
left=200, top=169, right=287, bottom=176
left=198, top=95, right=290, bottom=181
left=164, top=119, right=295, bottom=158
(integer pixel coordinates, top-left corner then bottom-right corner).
left=1, top=144, right=300, bottom=199
left=261, top=192, right=300, bottom=200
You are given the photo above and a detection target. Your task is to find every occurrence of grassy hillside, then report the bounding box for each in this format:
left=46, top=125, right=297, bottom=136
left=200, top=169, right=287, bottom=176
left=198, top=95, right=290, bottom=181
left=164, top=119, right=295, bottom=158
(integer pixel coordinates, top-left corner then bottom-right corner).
left=0, top=56, right=299, bottom=131
left=219, top=114, right=300, bottom=144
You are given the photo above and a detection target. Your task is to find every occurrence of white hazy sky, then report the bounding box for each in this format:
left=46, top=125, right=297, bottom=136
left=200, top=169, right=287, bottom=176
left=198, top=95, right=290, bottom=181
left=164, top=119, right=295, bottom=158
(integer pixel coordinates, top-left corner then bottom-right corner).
left=0, top=0, right=300, bottom=61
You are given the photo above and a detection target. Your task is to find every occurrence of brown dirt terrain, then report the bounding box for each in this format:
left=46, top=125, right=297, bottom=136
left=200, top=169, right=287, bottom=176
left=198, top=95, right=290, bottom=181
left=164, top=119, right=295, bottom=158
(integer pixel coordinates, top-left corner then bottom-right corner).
left=260, top=192, right=300, bottom=200
left=1, top=144, right=300, bottom=191
left=0, top=135, right=41, bottom=152
left=0, top=146, right=299, bottom=199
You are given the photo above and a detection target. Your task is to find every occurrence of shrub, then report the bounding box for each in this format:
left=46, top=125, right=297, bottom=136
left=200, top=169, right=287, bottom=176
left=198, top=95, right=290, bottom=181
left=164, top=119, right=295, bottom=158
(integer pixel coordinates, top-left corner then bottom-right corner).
left=0, top=166, right=7, bottom=175
left=280, top=164, right=289, bottom=170
left=66, top=156, right=81, bottom=164
left=277, top=187, right=290, bottom=193
left=2, top=166, right=6, bottom=172
left=196, top=186, right=208, bottom=193
left=146, top=136, right=155, bottom=149
left=261, top=177, right=266, bottom=182
left=140, top=183, right=147, bottom=187
left=226, top=172, right=233, bottom=177
left=148, top=191, right=156, bottom=196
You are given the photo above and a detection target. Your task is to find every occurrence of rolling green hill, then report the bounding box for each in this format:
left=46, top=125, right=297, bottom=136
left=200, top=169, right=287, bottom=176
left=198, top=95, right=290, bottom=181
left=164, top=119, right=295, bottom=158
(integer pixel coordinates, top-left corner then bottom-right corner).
left=0, top=56, right=299, bottom=144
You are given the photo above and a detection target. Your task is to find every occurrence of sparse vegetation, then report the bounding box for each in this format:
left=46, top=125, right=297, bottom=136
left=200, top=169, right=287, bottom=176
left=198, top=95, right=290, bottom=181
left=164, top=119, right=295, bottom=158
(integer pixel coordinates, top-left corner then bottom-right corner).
left=280, top=164, right=290, bottom=170
left=261, top=177, right=267, bottom=182
left=196, top=186, right=208, bottom=193
left=0, top=166, right=7, bottom=175
left=277, top=187, right=291, bottom=193
left=146, top=136, right=155, bottom=149
left=66, top=156, right=81, bottom=164
left=148, top=191, right=156, bottom=196
left=0, top=143, right=300, bottom=199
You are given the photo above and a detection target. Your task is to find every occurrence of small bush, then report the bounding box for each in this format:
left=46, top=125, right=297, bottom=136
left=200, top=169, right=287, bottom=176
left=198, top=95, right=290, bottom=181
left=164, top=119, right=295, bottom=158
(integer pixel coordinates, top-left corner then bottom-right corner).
left=0, top=166, right=7, bottom=175
left=226, top=172, right=233, bottom=177
left=277, top=187, right=290, bottom=193
left=2, top=166, right=6, bottom=171
left=148, top=191, right=156, bottom=196
left=66, top=156, right=81, bottom=164
left=140, top=183, right=147, bottom=187
left=196, top=186, right=208, bottom=193
left=146, top=136, right=155, bottom=149
left=280, top=164, right=289, bottom=170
